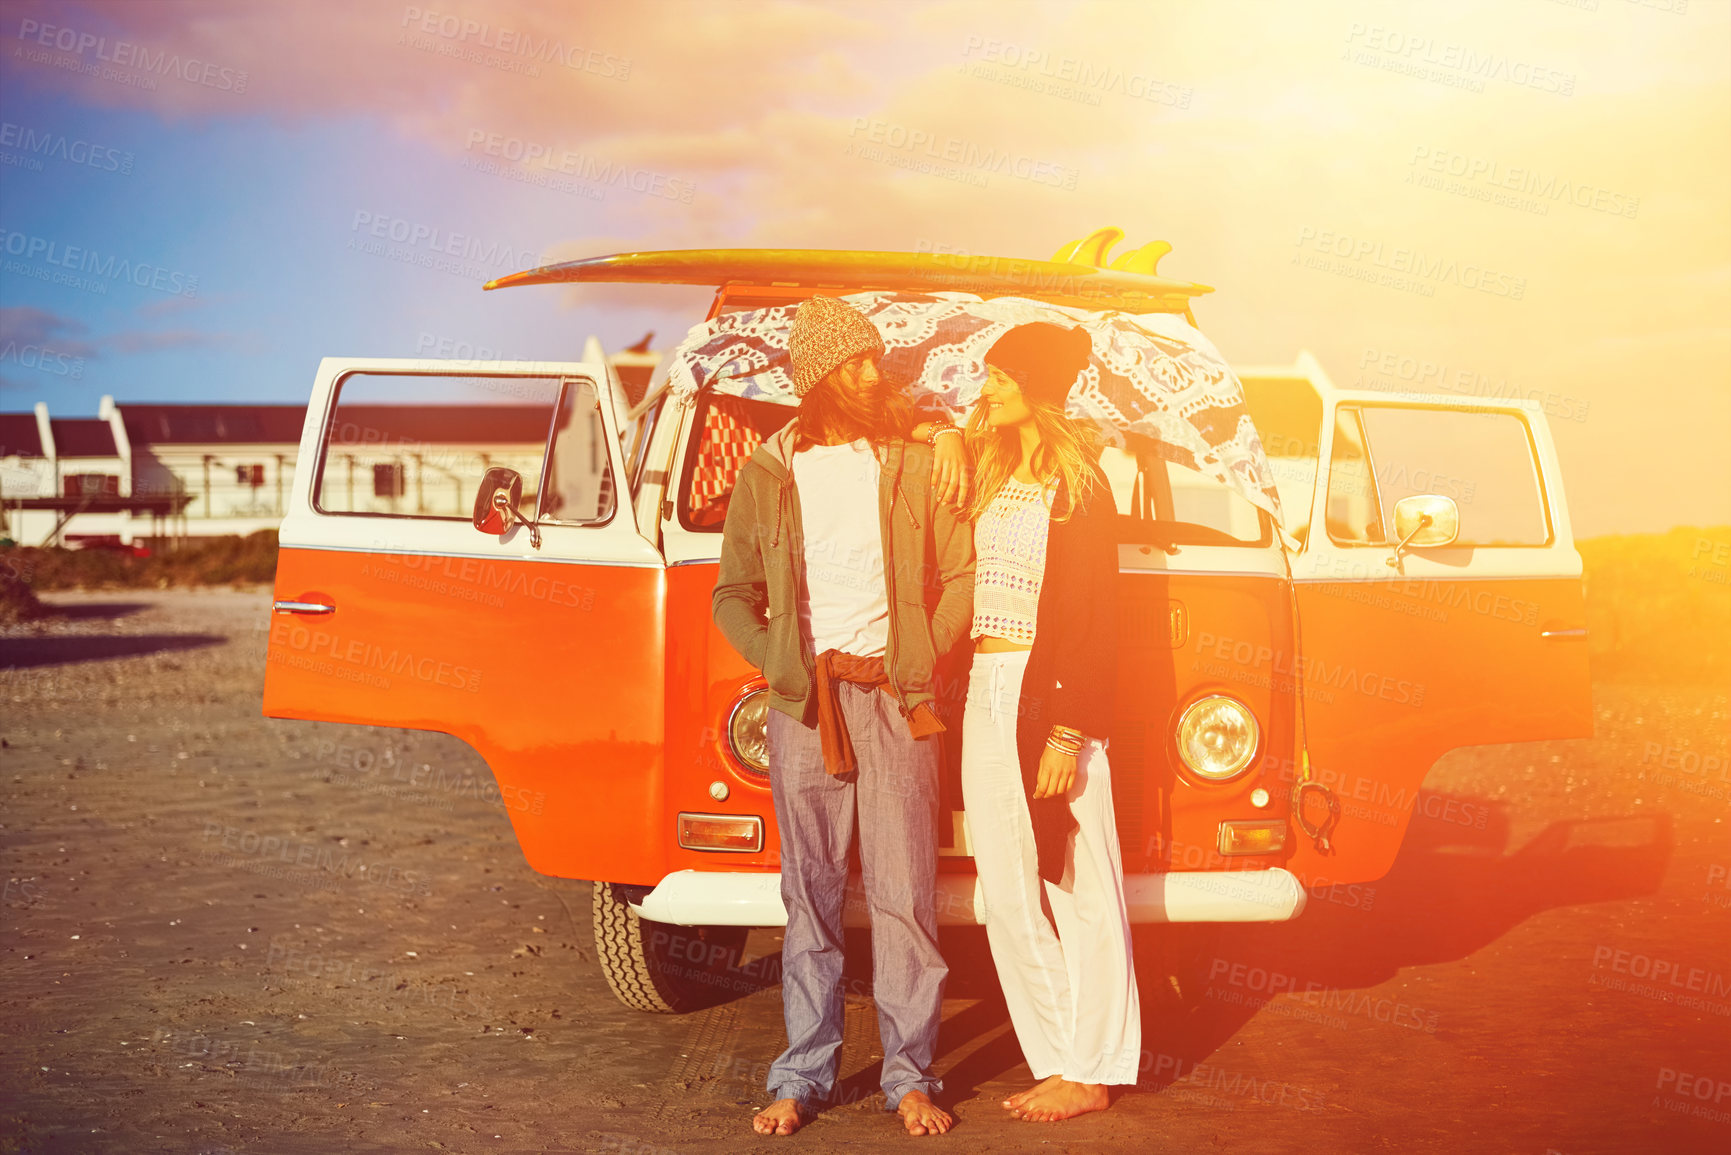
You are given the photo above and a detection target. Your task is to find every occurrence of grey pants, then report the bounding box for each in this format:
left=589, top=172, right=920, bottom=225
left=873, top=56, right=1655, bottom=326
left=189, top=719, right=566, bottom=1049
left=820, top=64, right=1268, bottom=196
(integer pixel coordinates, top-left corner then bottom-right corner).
left=765, top=683, right=947, bottom=1110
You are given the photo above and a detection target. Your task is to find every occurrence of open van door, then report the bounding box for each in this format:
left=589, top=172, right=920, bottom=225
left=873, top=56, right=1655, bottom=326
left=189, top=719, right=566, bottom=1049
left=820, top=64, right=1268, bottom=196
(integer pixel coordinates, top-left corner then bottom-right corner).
left=262, top=358, right=669, bottom=883
left=1285, top=394, right=1593, bottom=885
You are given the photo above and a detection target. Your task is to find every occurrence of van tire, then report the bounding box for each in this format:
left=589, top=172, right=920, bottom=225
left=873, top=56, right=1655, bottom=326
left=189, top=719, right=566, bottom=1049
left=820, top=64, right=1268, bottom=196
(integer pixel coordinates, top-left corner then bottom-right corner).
left=591, top=881, right=747, bottom=1013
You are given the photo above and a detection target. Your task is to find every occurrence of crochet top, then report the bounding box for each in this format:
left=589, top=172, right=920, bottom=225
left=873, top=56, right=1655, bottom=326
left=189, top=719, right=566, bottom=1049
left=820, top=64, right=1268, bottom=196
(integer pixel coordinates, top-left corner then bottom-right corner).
left=971, top=478, right=1054, bottom=645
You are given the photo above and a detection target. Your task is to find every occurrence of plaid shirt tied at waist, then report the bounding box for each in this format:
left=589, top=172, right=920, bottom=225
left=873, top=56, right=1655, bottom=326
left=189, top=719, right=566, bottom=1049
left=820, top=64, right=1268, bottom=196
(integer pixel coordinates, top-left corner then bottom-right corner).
left=814, top=650, right=945, bottom=776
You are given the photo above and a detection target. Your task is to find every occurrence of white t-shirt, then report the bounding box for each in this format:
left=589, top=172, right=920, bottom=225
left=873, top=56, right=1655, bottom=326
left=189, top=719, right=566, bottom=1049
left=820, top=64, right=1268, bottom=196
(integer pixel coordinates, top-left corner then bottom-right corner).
left=791, top=439, right=889, bottom=658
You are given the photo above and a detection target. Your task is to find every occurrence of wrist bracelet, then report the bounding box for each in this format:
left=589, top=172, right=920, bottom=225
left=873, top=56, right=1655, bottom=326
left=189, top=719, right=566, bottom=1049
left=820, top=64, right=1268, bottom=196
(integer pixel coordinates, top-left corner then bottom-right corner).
left=925, top=421, right=959, bottom=446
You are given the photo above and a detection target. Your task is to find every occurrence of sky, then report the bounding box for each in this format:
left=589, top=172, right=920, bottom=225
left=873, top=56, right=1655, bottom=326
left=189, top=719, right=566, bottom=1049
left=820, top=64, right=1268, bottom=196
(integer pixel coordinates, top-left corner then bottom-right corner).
left=0, top=0, right=1725, bottom=536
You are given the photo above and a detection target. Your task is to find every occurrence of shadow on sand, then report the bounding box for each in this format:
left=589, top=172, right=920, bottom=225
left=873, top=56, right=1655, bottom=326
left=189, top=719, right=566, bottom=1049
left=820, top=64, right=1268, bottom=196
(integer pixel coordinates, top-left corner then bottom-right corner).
left=1, top=632, right=225, bottom=669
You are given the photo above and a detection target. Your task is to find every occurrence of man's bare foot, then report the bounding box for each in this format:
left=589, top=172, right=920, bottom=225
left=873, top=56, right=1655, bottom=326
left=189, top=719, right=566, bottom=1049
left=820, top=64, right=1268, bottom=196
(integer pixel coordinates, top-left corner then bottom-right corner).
left=752, top=1098, right=806, bottom=1136
left=1010, top=1078, right=1110, bottom=1122
left=896, top=1089, right=952, bottom=1136
left=1002, top=1073, right=1062, bottom=1113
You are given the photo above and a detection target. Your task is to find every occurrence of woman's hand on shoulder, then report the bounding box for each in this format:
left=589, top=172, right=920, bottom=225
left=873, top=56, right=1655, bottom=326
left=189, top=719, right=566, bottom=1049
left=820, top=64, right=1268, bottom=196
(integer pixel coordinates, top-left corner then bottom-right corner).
left=929, top=427, right=972, bottom=509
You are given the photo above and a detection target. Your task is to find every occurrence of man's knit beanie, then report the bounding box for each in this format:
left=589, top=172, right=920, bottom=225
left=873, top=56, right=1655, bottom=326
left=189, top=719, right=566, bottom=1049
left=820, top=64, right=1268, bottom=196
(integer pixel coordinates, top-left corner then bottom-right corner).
left=788, top=295, right=886, bottom=397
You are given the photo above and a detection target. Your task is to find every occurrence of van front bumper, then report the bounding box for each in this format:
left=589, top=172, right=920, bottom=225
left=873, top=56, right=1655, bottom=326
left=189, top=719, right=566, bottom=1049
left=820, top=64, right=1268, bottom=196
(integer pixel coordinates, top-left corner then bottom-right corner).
left=628, top=868, right=1308, bottom=928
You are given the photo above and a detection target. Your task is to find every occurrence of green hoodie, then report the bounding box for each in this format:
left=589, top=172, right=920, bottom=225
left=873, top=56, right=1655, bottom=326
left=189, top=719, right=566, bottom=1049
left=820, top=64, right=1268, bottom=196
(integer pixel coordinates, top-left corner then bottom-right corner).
left=711, top=423, right=976, bottom=725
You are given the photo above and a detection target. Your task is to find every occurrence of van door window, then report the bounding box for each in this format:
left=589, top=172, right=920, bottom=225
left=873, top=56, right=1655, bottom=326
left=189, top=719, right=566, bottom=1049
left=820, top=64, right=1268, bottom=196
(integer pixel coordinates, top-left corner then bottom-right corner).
left=1324, top=408, right=1383, bottom=544
left=316, top=372, right=560, bottom=520
left=1329, top=406, right=1551, bottom=546
left=539, top=378, right=617, bottom=525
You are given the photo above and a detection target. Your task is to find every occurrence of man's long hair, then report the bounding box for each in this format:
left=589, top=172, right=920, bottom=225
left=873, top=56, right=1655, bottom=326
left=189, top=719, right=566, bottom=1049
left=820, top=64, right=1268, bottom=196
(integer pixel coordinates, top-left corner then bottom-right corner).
left=793, top=360, right=911, bottom=450
left=963, top=397, right=1102, bottom=523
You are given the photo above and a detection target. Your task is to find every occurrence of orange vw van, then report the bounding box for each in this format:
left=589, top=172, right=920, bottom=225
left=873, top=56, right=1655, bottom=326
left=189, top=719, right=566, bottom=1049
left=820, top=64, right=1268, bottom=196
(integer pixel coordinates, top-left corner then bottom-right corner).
left=262, top=229, right=1592, bottom=1010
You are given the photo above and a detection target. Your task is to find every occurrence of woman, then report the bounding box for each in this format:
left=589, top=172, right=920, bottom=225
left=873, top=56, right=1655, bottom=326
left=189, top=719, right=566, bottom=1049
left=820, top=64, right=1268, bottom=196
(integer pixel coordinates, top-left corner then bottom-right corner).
left=960, top=320, right=1140, bottom=1122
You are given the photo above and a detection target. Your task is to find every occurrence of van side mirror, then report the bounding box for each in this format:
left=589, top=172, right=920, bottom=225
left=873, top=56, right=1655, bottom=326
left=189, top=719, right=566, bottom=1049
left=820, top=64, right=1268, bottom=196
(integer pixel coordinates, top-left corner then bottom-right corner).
left=1385, top=494, right=1458, bottom=568
left=472, top=466, right=541, bottom=549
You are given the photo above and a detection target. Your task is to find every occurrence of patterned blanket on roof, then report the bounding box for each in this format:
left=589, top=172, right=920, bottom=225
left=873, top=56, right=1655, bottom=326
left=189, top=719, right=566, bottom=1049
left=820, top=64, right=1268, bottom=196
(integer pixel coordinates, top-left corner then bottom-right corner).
left=665, top=290, right=1283, bottom=525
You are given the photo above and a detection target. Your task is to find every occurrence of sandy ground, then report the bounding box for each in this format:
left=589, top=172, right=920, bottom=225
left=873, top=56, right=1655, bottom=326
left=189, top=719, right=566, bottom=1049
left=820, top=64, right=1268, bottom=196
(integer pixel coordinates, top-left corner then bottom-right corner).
left=2, top=587, right=1728, bottom=1154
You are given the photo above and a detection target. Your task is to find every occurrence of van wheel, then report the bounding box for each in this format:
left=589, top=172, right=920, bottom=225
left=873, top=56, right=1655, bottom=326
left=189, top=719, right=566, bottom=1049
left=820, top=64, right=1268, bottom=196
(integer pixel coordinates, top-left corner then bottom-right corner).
left=591, top=881, right=749, bottom=1013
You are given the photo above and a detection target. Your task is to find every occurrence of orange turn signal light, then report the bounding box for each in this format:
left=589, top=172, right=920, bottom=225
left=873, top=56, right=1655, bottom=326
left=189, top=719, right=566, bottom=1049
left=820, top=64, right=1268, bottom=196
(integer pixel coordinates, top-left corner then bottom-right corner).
left=1217, top=820, right=1286, bottom=856
left=678, top=813, right=764, bottom=853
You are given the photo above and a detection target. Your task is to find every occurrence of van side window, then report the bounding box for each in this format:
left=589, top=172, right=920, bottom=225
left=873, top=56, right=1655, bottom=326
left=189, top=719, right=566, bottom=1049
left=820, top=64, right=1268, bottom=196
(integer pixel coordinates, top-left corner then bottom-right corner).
left=316, top=373, right=560, bottom=521
left=679, top=393, right=795, bottom=531
left=1355, top=406, right=1550, bottom=546
left=539, top=379, right=616, bottom=525
left=1102, top=440, right=1269, bottom=548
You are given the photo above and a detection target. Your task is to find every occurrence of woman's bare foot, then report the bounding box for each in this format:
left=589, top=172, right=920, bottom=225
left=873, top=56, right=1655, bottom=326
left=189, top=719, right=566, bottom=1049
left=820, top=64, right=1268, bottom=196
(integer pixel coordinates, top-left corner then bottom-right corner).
left=896, top=1089, right=953, bottom=1136
left=1011, top=1078, right=1110, bottom=1122
left=1002, top=1074, right=1062, bottom=1113
left=752, top=1098, right=806, bottom=1136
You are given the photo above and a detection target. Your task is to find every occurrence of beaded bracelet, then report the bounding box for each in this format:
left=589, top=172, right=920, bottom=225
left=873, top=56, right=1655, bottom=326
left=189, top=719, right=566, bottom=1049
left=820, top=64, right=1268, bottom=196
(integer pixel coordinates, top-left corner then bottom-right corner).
left=926, top=421, right=961, bottom=446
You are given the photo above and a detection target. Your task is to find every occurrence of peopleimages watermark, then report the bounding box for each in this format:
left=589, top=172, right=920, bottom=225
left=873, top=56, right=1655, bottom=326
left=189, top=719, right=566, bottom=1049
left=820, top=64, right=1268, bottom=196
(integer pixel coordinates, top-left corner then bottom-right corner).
left=1294, top=226, right=1525, bottom=301
left=264, top=937, right=498, bottom=1020
left=200, top=823, right=434, bottom=897
left=1206, top=956, right=1442, bottom=1033
left=1589, top=945, right=1731, bottom=1016
left=958, top=36, right=1192, bottom=108
left=347, top=209, right=551, bottom=284
left=1640, top=739, right=1729, bottom=804
left=1189, top=629, right=1428, bottom=706
left=0, top=229, right=198, bottom=297
left=0, top=121, right=133, bottom=175
left=1354, top=346, right=1591, bottom=423
left=1407, top=146, right=1638, bottom=220
left=1653, top=1067, right=1731, bottom=1127
left=312, top=734, right=548, bottom=817
left=0, top=338, right=84, bottom=378
left=909, top=240, right=1117, bottom=299
left=846, top=118, right=1078, bottom=191
left=462, top=130, right=694, bottom=203
left=1688, top=538, right=1731, bottom=589
left=266, top=618, right=484, bottom=693
left=153, top=1029, right=358, bottom=1094
left=14, top=19, right=249, bottom=93
left=1143, top=1050, right=1329, bottom=1112
left=1342, top=22, right=1576, bottom=96
left=398, top=7, right=631, bottom=80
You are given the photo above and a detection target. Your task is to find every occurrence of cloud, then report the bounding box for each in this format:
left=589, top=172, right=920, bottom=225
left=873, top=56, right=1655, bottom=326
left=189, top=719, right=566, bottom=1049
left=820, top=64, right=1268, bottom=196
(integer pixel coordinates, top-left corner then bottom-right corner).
left=135, top=295, right=210, bottom=321
left=0, top=307, right=99, bottom=358
left=0, top=306, right=233, bottom=358
left=102, top=329, right=230, bottom=353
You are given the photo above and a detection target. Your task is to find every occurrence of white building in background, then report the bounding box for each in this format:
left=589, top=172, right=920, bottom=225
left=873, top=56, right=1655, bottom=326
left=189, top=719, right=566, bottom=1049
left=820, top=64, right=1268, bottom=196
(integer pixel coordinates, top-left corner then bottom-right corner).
left=1, top=346, right=661, bottom=547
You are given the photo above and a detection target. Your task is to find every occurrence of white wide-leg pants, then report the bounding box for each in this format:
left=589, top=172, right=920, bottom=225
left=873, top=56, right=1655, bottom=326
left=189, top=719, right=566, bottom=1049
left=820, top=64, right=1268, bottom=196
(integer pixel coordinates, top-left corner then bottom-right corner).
left=960, top=649, right=1141, bottom=1086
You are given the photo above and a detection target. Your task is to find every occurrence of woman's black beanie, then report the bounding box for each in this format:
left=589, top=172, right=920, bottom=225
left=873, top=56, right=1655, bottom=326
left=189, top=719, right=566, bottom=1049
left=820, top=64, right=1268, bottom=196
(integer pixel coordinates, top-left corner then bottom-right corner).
left=983, top=322, right=1093, bottom=407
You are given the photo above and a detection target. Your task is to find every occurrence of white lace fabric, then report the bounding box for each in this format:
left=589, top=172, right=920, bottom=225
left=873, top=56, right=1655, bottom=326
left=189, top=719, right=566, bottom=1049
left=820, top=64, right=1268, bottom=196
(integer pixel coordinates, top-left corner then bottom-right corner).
left=971, top=478, right=1053, bottom=645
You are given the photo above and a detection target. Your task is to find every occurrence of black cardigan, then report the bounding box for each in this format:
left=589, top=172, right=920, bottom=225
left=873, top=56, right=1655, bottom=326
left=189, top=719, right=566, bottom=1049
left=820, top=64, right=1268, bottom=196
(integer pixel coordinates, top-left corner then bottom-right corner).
left=1012, top=468, right=1120, bottom=884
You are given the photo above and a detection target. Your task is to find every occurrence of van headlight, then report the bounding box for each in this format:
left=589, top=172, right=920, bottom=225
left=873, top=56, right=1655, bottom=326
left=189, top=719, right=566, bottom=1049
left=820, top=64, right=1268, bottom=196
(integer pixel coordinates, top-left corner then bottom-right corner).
left=727, top=688, right=770, bottom=778
left=1176, top=695, right=1260, bottom=782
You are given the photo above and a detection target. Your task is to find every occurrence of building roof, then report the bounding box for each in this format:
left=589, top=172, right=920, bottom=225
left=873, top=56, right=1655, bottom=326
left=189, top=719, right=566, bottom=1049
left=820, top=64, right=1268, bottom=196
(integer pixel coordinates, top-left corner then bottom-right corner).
left=122, top=404, right=307, bottom=446
left=48, top=418, right=119, bottom=457
left=0, top=412, right=44, bottom=458
left=330, top=406, right=551, bottom=446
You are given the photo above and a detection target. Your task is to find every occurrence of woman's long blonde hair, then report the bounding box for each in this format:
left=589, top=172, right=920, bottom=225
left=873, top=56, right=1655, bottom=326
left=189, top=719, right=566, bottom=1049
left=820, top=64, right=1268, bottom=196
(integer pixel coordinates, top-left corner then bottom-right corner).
left=963, top=390, right=1103, bottom=523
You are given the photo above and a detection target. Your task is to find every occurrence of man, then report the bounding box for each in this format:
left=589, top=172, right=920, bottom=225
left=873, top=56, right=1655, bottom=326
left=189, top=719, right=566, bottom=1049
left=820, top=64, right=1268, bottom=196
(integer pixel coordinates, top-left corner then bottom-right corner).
left=712, top=295, right=975, bottom=1138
